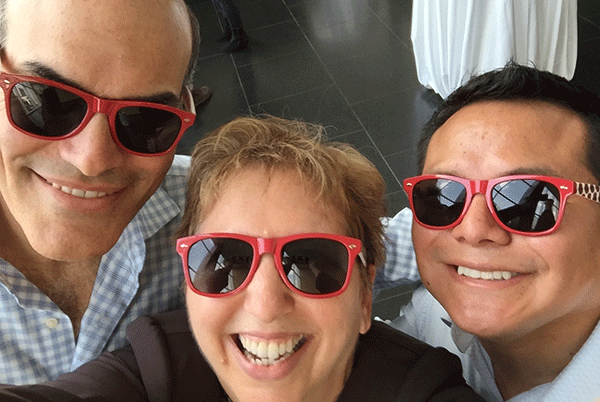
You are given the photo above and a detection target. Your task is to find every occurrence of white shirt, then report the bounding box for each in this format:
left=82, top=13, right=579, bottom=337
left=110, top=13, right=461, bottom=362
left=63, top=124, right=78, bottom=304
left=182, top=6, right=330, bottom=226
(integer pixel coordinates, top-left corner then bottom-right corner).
left=382, top=208, right=600, bottom=401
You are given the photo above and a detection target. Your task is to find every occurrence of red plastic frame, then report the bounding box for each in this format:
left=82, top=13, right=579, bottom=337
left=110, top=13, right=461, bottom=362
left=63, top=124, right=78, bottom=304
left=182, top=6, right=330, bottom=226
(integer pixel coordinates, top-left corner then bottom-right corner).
left=177, top=232, right=365, bottom=298
left=0, top=72, right=196, bottom=156
left=403, top=174, right=600, bottom=236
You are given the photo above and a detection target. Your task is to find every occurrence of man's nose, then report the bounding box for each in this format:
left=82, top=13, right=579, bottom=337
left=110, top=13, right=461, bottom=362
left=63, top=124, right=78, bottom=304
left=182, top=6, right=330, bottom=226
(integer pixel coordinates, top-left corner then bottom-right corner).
left=58, top=114, right=127, bottom=176
left=451, top=195, right=511, bottom=245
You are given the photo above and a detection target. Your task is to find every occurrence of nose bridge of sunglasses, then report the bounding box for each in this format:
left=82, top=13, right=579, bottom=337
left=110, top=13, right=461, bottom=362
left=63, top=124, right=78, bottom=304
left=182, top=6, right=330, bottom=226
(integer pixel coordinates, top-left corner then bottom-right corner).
left=459, top=179, right=495, bottom=222
left=256, top=238, right=277, bottom=255
left=90, top=95, right=115, bottom=116
left=83, top=92, right=137, bottom=118
left=255, top=238, right=278, bottom=260
left=470, top=179, right=489, bottom=195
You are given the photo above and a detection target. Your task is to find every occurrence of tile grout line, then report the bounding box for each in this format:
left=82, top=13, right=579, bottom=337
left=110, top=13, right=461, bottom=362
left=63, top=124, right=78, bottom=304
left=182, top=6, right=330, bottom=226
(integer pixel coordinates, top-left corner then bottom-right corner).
left=280, top=0, right=403, bottom=190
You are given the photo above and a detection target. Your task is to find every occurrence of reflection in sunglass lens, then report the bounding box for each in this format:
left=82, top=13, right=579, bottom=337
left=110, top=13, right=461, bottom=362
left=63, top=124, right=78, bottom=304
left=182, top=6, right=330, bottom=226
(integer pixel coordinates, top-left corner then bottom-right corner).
left=281, top=238, right=348, bottom=294
left=187, top=238, right=254, bottom=294
left=10, top=81, right=87, bottom=137
left=492, top=179, right=560, bottom=232
left=413, top=179, right=467, bottom=227
left=186, top=237, right=351, bottom=296
left=115, top=106, right=182, bottom=154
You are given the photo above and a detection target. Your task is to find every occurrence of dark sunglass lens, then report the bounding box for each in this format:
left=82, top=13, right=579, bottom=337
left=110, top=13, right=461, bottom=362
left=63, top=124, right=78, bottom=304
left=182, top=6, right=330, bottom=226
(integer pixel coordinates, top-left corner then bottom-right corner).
left=492, top=179, right=560, bottom=232
left=187, top=238, right=254, bottom=294
left=412, top=179, right=467, bottom=226
left=115, top=106, right=182, bottom=154
left=10, top=81, right=87, bottom=137
left=280, top=238, right=349, bottom=295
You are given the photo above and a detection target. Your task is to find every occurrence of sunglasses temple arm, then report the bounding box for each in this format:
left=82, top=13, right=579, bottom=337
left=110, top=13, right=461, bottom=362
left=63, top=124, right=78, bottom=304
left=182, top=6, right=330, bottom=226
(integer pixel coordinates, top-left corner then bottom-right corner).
left=574, top=182, right=600, bottom=204
left=357, top=251, right=367, bottom=267
left=185, top=86, right=196, bottom=115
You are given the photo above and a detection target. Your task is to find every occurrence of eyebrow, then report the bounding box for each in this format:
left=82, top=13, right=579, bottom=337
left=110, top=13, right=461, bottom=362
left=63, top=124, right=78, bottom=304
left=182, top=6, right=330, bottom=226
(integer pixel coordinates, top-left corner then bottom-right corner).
left=432, top=166, right=563, bottom=178
left=21, top=62, right=181, bottom=107
left=502, top=167, right=563, bottom=177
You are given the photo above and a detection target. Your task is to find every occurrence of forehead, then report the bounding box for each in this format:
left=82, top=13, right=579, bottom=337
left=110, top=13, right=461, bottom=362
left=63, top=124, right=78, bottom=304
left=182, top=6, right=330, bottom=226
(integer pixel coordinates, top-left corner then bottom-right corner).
left=197, top=168, right=347, bottom=237
left=424, top=100, right=593, bottom=180
left=3, top=0, right=192, bottom=98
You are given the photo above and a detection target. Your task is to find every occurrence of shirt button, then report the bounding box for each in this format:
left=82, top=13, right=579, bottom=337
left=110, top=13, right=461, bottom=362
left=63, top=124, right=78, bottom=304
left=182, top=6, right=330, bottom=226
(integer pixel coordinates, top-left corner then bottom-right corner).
left=45, top=318, right=59, bottom=329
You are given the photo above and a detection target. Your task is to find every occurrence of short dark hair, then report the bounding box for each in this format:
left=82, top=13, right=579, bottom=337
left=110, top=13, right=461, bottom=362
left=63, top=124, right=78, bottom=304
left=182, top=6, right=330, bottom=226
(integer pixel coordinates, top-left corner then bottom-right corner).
left=417, top=62, right=600, bottom=182
left=184, top=3, right=201, bottom=88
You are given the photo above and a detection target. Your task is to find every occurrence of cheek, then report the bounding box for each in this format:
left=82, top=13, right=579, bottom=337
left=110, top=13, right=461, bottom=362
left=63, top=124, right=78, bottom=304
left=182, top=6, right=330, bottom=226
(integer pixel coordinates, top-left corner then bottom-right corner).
left=0, top=125, right=45, bottom=163
left=186, top=290, right=230, bottom=354
left=132, top=152, right=174, bottom=182
left=411, top=225, right=440, bottom=286
left=537, top=205, right=600, bottom=274
left=332, top=278, right=371, bottom=338
left=124, top=153, right=175, bottom=209
left=534, top=224, right=600, bottom=296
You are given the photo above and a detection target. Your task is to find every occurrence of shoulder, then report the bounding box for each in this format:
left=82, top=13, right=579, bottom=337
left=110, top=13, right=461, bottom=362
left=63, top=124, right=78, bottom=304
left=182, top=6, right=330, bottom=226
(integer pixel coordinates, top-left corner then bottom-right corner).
left=124, top=309, right=224, bottom=401
left=337, top=321, right=484, bottom=401
left=358, top=320, right=455, bottom=366
left=124, top=309, right=193, bottom=360
left=125, top=309, right=193, bottom=349
left=159, top=154, right=190, bottom=207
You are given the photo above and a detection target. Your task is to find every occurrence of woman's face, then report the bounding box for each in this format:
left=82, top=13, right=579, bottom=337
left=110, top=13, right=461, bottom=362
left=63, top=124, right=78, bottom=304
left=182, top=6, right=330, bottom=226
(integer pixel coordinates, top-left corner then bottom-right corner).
left=185, top=167, right=372, bottom=402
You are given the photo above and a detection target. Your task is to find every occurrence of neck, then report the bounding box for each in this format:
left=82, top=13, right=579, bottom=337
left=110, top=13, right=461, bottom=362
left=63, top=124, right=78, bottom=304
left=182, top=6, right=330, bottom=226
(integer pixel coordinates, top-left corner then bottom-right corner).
left=0, top=207, right=101, bottom=338
left=480, top=312, right=600, bottom=400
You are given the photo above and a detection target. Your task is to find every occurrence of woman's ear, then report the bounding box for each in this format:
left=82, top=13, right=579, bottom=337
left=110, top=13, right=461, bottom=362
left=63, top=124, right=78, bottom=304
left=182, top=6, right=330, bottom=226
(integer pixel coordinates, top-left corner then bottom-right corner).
left=367, top=263, right=377, bottom=284
left=359, top=264, right=377, bottom=334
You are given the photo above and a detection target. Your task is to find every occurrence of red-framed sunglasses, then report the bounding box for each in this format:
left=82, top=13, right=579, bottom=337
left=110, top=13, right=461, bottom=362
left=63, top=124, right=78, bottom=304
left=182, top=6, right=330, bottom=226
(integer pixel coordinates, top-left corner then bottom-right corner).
left=176, top=233, right=366, bottom=298
left=403, top=174, right=600, bottom=236
left=0, top=72, right=196, bottom=156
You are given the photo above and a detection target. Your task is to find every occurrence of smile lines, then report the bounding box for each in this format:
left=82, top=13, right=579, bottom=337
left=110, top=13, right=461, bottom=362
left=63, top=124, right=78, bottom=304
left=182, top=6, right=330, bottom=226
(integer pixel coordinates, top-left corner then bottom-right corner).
left=237, top=334, right=306, bottom=366
left=457, top=266, right=517, bottom=280
left=49, top=181, right=110, bottom=199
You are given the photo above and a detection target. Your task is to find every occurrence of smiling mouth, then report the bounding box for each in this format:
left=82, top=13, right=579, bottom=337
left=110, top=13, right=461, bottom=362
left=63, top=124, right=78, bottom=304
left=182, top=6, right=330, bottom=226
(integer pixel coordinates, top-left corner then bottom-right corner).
left=235, top=335, right=307, bottom=366
left=48, top=181, right=112, bottom=199
left=457, top=266, right=519, bottom=280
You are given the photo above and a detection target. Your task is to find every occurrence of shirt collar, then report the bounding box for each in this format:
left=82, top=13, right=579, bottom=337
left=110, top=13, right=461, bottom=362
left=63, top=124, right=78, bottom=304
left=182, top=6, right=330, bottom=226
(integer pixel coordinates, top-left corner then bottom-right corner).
left=448, top=320, right=478, bottom=353
left=135, top=184, right=181, bottom=241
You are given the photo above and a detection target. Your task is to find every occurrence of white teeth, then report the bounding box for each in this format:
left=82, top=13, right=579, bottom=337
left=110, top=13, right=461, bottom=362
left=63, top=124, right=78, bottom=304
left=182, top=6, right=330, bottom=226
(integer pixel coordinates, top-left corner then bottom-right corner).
left=268, top=343, right=279, bottom=360
left=457, top=266, right=516, bottom=280
left=51, top=182, right=108, bottom=199
left=70, top=188, right=85, bottom=198
left=257, top=341, right=267, bottom=358
left=238, top=335, right=305, bottom=366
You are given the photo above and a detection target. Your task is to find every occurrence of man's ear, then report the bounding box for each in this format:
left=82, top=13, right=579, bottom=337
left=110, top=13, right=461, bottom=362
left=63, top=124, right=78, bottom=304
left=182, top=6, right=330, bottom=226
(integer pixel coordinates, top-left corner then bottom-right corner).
left=184, top=85, right=196, bottom=114
left=0, top=48, right=15, bottom=71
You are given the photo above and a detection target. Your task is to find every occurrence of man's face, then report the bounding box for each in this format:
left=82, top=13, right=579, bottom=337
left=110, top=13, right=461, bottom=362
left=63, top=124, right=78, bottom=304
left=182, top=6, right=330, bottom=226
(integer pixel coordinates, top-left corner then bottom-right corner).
left=413, top=100, right=600, bottom=343
left=0, top=0, right=192, bottom=261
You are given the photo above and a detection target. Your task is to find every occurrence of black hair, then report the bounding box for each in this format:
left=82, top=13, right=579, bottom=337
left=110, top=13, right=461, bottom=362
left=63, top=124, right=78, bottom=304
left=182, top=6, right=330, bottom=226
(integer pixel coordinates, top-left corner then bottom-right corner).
left=417, top=62, right=600, bottom=182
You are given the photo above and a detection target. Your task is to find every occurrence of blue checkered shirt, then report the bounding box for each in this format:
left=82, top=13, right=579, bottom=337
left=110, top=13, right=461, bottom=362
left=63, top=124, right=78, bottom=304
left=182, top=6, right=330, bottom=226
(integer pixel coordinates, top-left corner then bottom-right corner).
left=374, top=208, right=420, bottom=292
left=0, top=155, right=190, bottom=385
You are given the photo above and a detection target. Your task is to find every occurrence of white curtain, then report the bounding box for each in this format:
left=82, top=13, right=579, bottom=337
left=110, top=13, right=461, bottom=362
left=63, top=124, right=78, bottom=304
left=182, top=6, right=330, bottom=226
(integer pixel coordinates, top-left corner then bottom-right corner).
left=411, top=0, right=577, bottom=98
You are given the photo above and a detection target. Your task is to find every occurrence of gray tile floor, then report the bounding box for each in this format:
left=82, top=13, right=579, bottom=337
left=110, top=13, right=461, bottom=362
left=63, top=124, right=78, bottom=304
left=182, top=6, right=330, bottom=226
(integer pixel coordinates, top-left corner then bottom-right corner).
left=181, top=0, right=600, bottom=319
